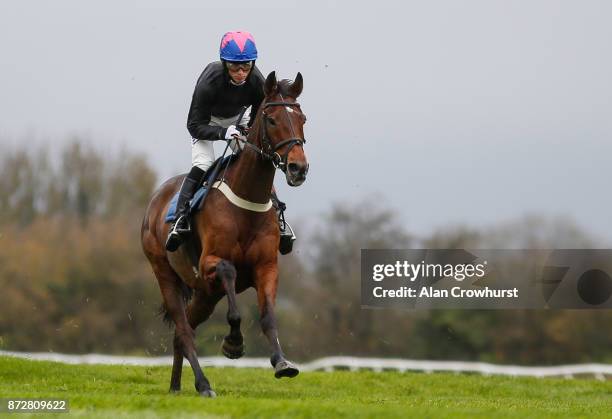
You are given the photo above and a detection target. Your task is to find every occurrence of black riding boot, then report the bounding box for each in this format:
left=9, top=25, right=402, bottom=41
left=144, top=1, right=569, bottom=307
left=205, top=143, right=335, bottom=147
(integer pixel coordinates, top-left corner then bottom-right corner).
left=271, top=191, right=296, bottom=255
left=165, top=166, right=205, bottom=252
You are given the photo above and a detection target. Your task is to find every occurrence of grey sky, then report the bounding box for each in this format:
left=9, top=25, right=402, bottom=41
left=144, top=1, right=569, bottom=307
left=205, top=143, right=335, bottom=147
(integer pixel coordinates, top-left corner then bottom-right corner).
left=1, top=0, right=611, bottom=241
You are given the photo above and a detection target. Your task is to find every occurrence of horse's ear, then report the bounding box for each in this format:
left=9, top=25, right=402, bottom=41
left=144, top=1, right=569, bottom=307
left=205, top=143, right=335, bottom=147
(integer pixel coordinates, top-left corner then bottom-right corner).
left=289, top=72, right=303, bottom=98
left=264, top=71, right=277, bottom=97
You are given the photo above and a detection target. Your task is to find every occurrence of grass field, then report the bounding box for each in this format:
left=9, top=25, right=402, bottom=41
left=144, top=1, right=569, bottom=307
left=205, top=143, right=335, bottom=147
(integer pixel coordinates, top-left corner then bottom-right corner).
left=0, top=356, right=611, bottom=418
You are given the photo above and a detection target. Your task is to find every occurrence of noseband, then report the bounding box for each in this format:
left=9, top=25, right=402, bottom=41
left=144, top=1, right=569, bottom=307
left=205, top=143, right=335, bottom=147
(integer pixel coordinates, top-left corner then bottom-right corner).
left=238, top=97, right=306, bottom=173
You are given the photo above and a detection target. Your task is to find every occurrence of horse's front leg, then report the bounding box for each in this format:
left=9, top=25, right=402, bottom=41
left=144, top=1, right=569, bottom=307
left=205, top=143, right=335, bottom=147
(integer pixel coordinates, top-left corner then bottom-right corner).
left=200, top=255, right=244, bottom=359
left=255, top=263, right=299, bottom=378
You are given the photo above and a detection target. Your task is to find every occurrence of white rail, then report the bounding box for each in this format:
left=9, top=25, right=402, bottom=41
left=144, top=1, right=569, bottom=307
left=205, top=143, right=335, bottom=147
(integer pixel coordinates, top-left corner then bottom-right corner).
left=1, top=351, right=611, bottom=380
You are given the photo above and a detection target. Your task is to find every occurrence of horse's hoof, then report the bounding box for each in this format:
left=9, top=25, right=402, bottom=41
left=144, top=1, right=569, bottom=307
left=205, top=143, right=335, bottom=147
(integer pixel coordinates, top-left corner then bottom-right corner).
left=222, top=337, right=245, bottom=359
left=274, top=360, right=299, bottom=379
left=199, top=389, right=216, bottom=398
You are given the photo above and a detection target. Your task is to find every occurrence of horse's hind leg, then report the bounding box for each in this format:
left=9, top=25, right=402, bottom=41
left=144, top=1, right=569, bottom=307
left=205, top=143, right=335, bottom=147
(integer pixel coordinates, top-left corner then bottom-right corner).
left=216, top=260, right=244, bottom=359
left=187, top=290, right=223, bottom=331
left=153, top=260, right=216, bottom=397
left=170, top=333, right=183, bottom=392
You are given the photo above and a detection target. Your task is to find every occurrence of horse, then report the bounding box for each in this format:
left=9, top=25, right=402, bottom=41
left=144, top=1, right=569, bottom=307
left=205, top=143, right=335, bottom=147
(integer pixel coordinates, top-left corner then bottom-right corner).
left=140, top=71, right=308, bottom=397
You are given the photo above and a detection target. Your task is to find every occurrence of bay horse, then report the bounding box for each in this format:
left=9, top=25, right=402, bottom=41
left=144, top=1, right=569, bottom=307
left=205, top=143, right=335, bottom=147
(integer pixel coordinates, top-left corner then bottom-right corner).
left=141, top=71, right=308, bottom=397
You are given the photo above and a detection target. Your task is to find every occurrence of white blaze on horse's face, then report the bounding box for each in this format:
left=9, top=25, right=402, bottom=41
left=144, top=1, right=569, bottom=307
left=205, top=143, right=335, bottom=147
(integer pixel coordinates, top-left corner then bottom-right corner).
left=280, top=107, right=308, bottom=187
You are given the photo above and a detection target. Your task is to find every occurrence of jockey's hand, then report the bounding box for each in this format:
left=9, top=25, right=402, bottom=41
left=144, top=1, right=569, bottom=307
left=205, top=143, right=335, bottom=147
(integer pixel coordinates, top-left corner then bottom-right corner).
left=224, top=125, right=240, bottom=140
left=225, top=125, right=244, bottom=152
left=238, top=125, right=250, bottom=136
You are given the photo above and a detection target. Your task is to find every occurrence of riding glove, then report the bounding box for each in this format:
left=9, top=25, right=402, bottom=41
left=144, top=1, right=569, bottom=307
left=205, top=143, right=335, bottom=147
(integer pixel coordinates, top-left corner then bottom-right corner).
left=224, top=125, right=244, bottom=152
left=224, top=125, right=240, bottom=140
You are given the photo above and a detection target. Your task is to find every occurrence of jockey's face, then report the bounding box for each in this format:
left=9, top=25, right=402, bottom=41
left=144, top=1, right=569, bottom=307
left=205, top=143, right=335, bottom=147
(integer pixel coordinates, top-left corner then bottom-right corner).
left=226, top=61, right=252, bottom=85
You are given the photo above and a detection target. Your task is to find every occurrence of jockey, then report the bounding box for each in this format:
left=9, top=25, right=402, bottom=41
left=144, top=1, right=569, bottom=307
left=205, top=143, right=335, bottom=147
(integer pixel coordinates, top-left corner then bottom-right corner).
left=166, top=30, right=296, bottom=254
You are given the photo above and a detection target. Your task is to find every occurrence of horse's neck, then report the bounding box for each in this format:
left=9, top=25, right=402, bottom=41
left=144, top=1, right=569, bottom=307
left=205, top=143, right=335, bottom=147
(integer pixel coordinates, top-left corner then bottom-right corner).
left=225, top=138, right=275, bottom=204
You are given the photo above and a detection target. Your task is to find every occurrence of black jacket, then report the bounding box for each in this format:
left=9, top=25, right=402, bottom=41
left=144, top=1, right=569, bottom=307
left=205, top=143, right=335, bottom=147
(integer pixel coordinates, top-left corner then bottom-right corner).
left=187, top=61, right=265, bottom=141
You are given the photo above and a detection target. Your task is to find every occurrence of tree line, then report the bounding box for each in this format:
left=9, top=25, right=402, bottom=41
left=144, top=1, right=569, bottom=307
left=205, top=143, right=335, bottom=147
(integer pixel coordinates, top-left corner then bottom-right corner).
left=1, top=139, right=611, bottom=364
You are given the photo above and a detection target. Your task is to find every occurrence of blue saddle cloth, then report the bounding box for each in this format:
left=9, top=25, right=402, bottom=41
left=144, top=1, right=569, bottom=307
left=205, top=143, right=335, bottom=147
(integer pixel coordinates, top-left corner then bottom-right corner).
left=165, top=155, right=235, bottom=223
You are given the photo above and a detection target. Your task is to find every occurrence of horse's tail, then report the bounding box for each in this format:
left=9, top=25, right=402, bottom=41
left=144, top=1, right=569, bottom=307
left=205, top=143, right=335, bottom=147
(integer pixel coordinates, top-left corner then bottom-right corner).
left=157, top=281, right=194, bottom=327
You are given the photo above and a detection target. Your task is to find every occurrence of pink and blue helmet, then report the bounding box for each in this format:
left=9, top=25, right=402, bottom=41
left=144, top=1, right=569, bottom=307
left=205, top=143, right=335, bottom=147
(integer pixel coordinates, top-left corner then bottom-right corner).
left=219, top=31, right=258, bottom=62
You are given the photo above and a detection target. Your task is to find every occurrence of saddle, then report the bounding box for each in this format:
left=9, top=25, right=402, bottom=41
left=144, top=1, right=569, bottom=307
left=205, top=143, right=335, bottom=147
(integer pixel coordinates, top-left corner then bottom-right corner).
left=165, top=155, right=237, bottom=223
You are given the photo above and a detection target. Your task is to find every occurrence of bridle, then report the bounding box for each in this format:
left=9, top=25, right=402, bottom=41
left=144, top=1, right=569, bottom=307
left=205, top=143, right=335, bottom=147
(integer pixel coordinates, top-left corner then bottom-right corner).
left=237, top=95, right=306, bottom=173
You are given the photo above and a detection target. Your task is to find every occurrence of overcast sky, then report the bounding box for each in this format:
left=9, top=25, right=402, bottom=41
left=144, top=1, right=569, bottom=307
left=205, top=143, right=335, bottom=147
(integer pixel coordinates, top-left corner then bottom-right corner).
left=1, top=0, right=611, bottom=241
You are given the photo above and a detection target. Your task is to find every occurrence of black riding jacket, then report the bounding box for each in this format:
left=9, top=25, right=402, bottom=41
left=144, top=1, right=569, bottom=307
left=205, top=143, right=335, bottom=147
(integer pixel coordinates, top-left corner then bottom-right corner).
left=187, top=61, right=265, bottom=142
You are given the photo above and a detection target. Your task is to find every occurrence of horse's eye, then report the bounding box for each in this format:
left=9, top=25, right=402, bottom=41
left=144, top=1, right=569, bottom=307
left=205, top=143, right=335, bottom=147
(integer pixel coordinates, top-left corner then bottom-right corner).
left=266, top=116, right=277, bottom=126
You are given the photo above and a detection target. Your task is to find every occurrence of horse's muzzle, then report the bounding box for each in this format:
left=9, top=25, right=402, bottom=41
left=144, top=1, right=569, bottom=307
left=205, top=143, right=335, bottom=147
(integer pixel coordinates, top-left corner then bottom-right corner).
left=286, top=161, right=308, bottom=186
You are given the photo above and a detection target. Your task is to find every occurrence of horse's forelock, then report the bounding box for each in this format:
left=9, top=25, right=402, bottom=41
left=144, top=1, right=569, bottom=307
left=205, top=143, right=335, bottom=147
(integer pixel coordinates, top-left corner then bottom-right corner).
left=277, top=79, right=295, bottom=97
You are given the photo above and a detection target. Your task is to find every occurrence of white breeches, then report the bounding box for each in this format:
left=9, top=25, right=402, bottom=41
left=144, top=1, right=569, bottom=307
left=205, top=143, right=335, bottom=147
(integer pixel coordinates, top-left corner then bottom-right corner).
left=191, top=109, right=250, bottom=172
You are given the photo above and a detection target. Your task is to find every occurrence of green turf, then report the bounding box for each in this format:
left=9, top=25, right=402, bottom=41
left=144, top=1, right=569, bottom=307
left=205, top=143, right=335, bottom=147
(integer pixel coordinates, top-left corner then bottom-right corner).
left=0, top=356, right=610, bottom=418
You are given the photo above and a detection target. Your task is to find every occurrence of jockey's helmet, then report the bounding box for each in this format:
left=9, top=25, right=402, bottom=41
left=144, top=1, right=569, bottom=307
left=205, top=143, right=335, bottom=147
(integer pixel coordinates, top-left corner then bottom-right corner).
left=219, top=31, right=258, bottom=62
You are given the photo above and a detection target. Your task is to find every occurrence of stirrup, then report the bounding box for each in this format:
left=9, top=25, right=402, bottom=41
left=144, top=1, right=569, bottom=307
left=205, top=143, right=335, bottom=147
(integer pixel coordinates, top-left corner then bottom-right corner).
left=174, top=214, right=191, bottom=234
left=280, top=220, right=296, bottom=240
left=165, top=215, right=190, bottom=252
left=279, top=220, right=296, bottom=255
left=165, top=227, right=182, bottom=252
